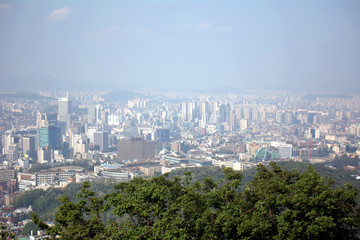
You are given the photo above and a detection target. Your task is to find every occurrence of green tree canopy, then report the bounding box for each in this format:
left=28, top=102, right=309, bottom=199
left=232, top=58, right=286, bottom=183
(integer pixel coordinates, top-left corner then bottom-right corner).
left=33, top=162, right=360, bottom=239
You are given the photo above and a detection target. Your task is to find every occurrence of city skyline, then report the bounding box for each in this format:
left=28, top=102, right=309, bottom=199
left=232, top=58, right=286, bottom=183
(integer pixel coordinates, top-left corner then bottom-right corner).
left=0, top=0, right=359, bottom=93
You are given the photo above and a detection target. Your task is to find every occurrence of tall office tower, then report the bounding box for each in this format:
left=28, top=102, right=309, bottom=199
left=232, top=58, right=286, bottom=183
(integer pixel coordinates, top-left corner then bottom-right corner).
left=72, top=134, right=89, bottom=158
left=296, top=111, right=308, bottom=124
left=252, top=109, right=259, bottom=122
left=118, top=137, right=155, bottom=161
left=310, top=128, right=320, bottom=139
left=96, top=105, right=103, bottom=124
left=100, top=111, right=108, bottom=125
left=87, top=106, right=97, bottom=124
left=58, top=94, right=71, bottom=130
left=23, top=136, right=35, bottom=159
left=1, top=134, right=11, bottom=155
left=308, top=112, right=316, bottom=124
left=46, top=113, right=58, bottom=125
left=210, top=109, right=218, bottom=124
left=36, top=112, right=49, bottom=128
left=181, top=102, right=188, bottom=120
left=37, top=112, right=58, bottom=128
left=1, top=133, right=18, bottom=155
left=48, top=125, right=62, bottom=149
left=36, top=126, right=61, bottom=150
left=275, top=111, right=285, bottom=123
left=229, top=110, right=235, bottom=132
left=285, top=111, right=294, bottom=124
left=234, top=106, right=243, bottom=119
left=243, top=107, right=252, bottom=121
left=86, top=127, right=97, bottom=145
left=210, top=101, right=218, bottom=114
left=187, top=102, right=196, bottom=121
left=200, top=101, right=209, bottom=115
left=225, top=103, right=232, bottom=125
left=219, top=104, right=226, bottom=123
left=155, top=128, right=170, bottom=142
left=200, top=113, right=208, bottom=128
left=36, top=127, right=49, bottom=149
left=37, top=146, right=53, bottom=164
left=6, top=144, right=18, bottom=162
left=94, top=132, right=109, bottom=151
left=258, top=108, right=267, bottom=122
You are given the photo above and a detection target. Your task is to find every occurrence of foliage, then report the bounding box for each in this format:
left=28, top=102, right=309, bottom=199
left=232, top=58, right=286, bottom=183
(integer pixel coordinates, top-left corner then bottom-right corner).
left=331, top=155, right=360, bottom=169
left=21, top=221, right=40, bottom=236
left=33, top=162, right=360, bottom=239
left=14, top=179, right=117, bottom=221
left=0, top=222, right=16, bottom=240
left=33, top=181, right=106, bottom=240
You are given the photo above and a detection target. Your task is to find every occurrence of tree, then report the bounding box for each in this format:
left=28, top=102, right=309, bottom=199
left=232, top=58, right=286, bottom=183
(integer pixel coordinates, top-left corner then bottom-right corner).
left=21, top=221, right=40, bottom=236
left=0, top=222, right=16, bottom=240
left=33, top=181, right=105, bottom=240
left=33, top=162, right=360, bottom=239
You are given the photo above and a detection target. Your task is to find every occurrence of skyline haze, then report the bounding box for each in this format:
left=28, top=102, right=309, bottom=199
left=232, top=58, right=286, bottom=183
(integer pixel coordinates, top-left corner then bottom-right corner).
left=0, top=0, right=359, bottom=93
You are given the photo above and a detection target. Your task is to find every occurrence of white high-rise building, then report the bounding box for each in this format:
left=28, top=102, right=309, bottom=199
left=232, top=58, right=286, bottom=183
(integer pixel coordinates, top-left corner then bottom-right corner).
left=240, top=119, right=248, bottom=131
left=58, top=94, right=71, bottom=130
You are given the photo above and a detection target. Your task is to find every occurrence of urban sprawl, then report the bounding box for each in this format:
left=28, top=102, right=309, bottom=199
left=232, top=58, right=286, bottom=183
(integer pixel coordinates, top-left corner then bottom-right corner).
left=1, top=89, right=360, bottom=236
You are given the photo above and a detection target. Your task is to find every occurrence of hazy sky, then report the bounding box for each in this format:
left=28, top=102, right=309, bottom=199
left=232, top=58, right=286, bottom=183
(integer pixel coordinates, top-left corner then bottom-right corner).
left=0, top=0, right=359, bottom=92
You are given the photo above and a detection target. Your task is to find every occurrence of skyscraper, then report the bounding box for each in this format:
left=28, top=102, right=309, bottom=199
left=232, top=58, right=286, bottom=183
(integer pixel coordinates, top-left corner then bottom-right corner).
left=36, top=126, right=61, bottom=150
left=87, top=106, right=97, bottom=124
left=58, top=94, right=71, bottom=130
left=94, top=132, right=109, bottom=152
left=23, top=136, right=35, bottom=159
left=155, top=128, right=170, bottom=142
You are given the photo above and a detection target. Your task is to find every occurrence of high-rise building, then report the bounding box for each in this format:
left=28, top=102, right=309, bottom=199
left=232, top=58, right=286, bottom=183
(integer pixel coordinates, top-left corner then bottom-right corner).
left=58, top=95, right=71, bottom=130
left=243, top=107, right=252, bottom=121
left=240, top=119, right=248, bottom=131
left=1, top=133, right=18, bottom=155
left=118, top=137, right=155, bottom=161
left=200, top=101, right=209, bottom=115
left=6, top=144, right=18, bottom=162
left=219, top=104, right=226, bottom=123
left=310, top=128, right=320, bottom=139
left=72, top=134, right=89, bottom=158
left=23, top=136, right=35, bottom=159
left=181, top=102, right=188, bottom=120
left=36, top=126, right=61, bottom=150
left=94, top=132, right=109, bottom=151
left=36, top=127, right=49, bottom=149
left=36, top=112, right=58, bottom=128
left=37, top=146, right=53, bottom=164
left=155, top=128, right=170, bottom=142
left=87, top=106, right=97, bottom=124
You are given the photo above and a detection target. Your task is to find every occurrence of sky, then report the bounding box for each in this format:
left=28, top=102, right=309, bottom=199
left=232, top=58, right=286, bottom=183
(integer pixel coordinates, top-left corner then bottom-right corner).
left=0, top=0, right=359, bottom=92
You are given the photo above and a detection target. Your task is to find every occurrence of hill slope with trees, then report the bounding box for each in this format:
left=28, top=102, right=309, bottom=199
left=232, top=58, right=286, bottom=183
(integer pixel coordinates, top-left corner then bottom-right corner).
left=31, top=162, right=360, bottom=240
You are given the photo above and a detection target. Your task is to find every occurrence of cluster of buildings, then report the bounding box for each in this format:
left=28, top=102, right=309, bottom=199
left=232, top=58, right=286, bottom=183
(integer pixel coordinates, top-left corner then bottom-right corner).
left=0, top=89, right=360, bottom=236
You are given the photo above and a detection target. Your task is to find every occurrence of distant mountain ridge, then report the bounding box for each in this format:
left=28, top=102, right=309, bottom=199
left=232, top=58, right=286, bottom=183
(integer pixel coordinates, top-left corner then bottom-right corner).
left=101, top=90, right=144, bottom=102
left=0, top=91, right=55, bottom=100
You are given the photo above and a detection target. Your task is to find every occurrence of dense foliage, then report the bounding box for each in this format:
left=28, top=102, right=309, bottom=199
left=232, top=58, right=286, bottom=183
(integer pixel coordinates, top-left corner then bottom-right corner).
left=14, top=179, right=116, bottom=221
left=0, top=222, right=16, bottom=240
left=32, top=162, right=360, bottom=239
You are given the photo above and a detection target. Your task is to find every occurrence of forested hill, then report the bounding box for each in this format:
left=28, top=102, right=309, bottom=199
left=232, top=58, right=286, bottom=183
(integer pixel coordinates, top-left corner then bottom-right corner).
left=28, top=161, right=359, bottom=239
left=168, top=158, right=360, bottom=189
left=15, top=158, right=360, bottom=222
